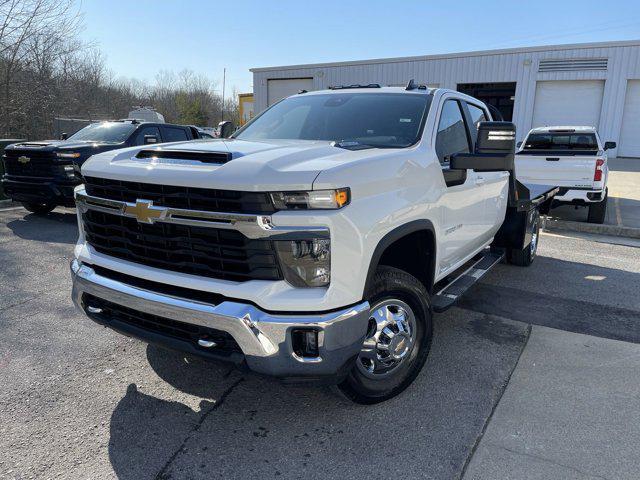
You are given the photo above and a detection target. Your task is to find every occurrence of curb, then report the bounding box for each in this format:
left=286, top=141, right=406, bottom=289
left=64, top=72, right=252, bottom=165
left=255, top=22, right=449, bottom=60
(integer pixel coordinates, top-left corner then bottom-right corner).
left=543, top=218, right=640, bottom=239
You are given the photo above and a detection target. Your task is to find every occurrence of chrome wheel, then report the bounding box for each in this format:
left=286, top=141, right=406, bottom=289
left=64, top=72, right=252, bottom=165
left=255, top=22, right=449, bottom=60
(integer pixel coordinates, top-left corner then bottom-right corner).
left=530, top=212, right=540, bottom=258
left=356, top=299, right=417, bottom=379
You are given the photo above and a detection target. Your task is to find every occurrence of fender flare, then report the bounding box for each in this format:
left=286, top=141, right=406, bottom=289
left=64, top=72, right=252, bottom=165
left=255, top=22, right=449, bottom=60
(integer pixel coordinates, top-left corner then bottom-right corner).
left=363, top=219, right=437, bottom=297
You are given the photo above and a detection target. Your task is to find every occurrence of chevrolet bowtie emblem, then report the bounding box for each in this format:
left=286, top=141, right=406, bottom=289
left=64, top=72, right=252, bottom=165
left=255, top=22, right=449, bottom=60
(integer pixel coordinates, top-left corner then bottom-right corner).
left=18, top=156, right=30, bottom=164
left=124, top=199, right=167, bottom=224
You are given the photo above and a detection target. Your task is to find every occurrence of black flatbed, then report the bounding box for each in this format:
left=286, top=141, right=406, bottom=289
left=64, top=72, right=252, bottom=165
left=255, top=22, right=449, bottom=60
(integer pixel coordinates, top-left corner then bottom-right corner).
left=514, top=182, right=559, bottom=211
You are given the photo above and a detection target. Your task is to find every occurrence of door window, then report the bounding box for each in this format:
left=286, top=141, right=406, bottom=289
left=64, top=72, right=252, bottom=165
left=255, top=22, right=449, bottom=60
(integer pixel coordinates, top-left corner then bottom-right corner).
left=435, top=100, right=471, bottom=164
left=467, top=103, right=489, bottom=129
left=163, top=127, right=189, bottom=142
left=134, top=126, right=161, bottom=145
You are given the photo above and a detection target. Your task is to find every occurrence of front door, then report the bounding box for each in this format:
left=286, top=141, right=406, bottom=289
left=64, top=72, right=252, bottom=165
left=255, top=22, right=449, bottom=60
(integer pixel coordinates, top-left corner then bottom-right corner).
left=435, top=98, right=487, bottom=276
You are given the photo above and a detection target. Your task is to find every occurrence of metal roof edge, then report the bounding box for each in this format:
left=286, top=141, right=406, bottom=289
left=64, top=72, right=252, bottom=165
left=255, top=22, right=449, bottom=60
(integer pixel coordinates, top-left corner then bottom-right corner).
left=250, top=39, right=640, bottom=73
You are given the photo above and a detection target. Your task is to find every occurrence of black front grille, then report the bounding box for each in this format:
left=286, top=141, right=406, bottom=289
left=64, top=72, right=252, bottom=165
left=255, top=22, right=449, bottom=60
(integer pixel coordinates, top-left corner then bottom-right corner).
left=3, top=149, right=56, bottom=177
left=83, top=209, right=283, bottom=282
left=83, top=293, right=242, bottom=356
left=84, top=176, right=276, bottom=214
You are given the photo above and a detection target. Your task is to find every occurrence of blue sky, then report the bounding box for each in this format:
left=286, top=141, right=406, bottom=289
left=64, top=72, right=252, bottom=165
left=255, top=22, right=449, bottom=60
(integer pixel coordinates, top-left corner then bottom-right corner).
left=79, top=0, right=640, bottom=94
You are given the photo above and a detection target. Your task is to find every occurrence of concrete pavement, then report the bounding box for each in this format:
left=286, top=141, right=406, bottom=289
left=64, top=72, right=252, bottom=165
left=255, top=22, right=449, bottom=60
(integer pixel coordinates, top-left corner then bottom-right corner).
left=464, top=325, right=640, bottom=480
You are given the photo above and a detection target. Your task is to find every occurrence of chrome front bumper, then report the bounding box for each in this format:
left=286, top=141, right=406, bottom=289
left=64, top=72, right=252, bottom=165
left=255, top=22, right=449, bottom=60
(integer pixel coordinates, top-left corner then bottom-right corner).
left=71, top=260, right=370, bottom=381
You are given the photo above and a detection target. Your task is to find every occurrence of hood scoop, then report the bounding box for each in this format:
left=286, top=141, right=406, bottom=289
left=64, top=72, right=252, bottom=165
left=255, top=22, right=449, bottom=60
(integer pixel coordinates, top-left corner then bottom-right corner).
left=135, top=149, right=232, bottom=165
left=17, top=142, right=55, bottom=148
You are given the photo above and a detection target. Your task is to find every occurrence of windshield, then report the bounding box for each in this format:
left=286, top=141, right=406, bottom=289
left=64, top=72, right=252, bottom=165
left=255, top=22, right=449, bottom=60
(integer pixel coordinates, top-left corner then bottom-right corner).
left=67, top=122, right=136, bottom=144
left=234, top=93, right=431, bottom=148
left=523, top=133, right=598, bottom=151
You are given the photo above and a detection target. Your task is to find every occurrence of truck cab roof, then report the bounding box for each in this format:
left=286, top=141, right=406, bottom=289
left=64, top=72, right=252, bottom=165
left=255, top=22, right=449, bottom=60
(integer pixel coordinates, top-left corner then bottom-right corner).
left=529, top=126, right=598, bottom=134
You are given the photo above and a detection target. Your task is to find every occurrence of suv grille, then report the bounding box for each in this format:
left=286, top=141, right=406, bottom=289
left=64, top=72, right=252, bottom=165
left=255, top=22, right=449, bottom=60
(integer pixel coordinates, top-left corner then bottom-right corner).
left=3, top=149, right=56, bottom=177
left=83, top=293, right=243, bottom=356
left=84, top=176, right=276, bottom=214
left=82, top=209, right=283, bottom=282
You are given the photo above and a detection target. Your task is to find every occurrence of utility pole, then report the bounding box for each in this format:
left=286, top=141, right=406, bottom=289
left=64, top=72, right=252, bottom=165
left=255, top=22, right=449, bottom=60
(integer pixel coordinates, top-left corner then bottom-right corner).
left=221, top=68, right=226, bottom=123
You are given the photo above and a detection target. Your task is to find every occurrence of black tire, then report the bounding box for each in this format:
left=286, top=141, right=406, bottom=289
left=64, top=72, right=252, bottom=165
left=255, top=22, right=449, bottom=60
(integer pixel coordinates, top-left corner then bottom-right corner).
left=337, top=266, right=433, bottom=404
left=22, top=202, right=56, bottom=215
left=587, top=192, right=607, bottom=224
left=508, top=210, right=540, bottom=267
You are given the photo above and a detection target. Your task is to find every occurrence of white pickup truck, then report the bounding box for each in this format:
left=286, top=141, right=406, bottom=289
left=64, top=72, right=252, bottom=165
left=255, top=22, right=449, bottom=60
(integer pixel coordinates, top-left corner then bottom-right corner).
left=515, top=126, right=614, bottom=224
left=70, top=84, right=556, bottom=403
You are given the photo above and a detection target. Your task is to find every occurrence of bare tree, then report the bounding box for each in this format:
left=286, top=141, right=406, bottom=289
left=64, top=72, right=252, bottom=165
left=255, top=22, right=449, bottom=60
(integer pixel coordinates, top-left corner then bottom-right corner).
left=0, top=0, right=239, bottom=139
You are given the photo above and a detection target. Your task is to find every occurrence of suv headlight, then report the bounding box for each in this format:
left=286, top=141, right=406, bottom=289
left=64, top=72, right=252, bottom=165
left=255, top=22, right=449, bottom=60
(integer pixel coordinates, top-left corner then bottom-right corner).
left=56, top=152, right=81, bottom=159
left=270, top=188, right=350, bottom=210
left=275, top=238, right=330, bottom=287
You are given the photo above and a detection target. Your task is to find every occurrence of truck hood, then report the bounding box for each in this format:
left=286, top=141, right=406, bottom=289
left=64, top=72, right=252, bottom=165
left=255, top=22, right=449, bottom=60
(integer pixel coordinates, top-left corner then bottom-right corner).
left=81, top=138, right=386, bottom=191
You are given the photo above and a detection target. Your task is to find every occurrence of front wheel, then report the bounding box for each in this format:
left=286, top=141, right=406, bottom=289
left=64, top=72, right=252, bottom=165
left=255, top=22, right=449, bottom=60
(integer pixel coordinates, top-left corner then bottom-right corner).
left=338, top=266, right=433, bottom=404
left=22, top=202, right=56, bottom=215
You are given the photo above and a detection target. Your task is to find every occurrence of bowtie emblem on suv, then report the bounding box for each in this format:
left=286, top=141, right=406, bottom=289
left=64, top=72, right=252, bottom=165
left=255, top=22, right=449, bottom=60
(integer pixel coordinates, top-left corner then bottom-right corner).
left=18, top=156, right=30, bottom=164
left=124, top=199, right=167, bottom=224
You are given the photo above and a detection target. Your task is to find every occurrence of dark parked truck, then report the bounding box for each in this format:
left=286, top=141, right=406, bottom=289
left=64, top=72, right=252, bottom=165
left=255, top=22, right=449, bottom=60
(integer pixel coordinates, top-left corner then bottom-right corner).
left=1, top=120, right=200, bottom=214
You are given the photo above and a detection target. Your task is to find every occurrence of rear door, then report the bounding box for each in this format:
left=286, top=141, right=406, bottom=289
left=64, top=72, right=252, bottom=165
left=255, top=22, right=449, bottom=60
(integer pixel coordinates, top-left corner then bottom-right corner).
left=516, top=131, right=600, bottom=188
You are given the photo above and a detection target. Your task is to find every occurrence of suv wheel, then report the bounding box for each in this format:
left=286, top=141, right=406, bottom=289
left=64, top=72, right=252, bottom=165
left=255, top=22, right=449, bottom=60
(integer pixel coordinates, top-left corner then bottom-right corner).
left=22, top=202, right=56, bottom=215
left=338, top=266, right=433, bottom=404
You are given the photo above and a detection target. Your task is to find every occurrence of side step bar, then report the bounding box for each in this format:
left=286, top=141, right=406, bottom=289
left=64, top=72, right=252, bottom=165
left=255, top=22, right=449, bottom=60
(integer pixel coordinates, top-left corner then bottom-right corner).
left=432, top=250, right=504, bottom=313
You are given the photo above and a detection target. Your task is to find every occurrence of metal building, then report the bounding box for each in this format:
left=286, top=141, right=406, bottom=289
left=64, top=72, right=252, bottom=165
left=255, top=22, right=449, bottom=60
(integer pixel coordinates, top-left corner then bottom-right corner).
left=250, top=40, right=640, bottom=157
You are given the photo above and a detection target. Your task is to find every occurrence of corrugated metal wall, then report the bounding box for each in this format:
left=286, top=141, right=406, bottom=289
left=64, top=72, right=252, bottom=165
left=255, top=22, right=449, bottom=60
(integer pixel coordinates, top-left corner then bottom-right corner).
left=252, top=42, right=640, bottom=156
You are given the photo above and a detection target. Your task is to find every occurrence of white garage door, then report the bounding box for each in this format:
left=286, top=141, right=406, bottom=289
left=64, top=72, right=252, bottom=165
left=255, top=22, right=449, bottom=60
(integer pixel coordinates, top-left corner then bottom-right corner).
left=267, top=78, right=314, bottom=106
left=619, top=80, right=640, bottom=158
left=531, top=80, right=605, bottom=129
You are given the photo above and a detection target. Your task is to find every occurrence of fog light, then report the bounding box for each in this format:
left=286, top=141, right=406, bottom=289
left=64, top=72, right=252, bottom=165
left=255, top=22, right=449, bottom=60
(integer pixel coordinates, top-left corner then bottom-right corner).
left=292, top=329, right=319, bottom=358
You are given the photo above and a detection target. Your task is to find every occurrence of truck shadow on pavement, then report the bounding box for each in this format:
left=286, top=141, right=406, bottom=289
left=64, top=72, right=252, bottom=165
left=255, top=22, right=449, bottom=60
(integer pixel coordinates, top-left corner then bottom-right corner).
left=107, top=313, right=530, bottom=480
left=5, top=211, right=78, bottom=244
left=460, top=256, right=640, bottom=344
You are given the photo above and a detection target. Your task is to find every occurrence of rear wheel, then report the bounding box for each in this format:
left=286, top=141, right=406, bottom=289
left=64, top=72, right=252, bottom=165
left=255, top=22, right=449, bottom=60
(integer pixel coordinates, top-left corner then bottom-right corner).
left=587, top=192, right=607, bottom=224
left=508, top=209, right=540, bottom=267
left=338, top=266, right=433, bottom=404
left=22, top=202, right=55, bottom=215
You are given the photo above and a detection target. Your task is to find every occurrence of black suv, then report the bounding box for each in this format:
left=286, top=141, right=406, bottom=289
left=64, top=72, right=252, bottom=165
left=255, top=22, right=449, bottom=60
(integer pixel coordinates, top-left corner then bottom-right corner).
left=2, top=120, right=200, bottom=214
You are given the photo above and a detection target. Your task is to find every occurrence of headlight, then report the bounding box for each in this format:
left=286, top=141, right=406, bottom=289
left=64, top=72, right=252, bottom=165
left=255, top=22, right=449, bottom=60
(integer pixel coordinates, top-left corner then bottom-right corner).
left=275, top=238, right=330, bottom=287
left=57, top=152, right=81, bottom=159
left=270, top=188, right=350, bottom=210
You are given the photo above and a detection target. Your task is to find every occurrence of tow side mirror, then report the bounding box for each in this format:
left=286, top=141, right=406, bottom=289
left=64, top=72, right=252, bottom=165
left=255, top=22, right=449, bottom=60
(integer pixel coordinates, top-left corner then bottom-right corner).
left=451, top=122, right=516, bottom=172
left=516, top=141, right=522, bottom=149
left=61, top=132, right=68, bottom=140
left=604, top=141, right=616, bottom=151
left=218, top=121, right=235, bottom=139
left=144, top=135, right=158, bottom=144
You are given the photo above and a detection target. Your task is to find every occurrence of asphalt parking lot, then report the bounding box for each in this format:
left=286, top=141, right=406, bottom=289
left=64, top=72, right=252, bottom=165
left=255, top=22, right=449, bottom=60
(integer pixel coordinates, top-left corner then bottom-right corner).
left=2, top=207, right=640, bottom=480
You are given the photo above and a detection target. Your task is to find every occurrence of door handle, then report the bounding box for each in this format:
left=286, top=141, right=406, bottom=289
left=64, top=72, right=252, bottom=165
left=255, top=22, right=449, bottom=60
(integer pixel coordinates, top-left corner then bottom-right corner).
left=475, top=176, right=485, bottom=185
left=546, top=157, right=560, bottom=161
